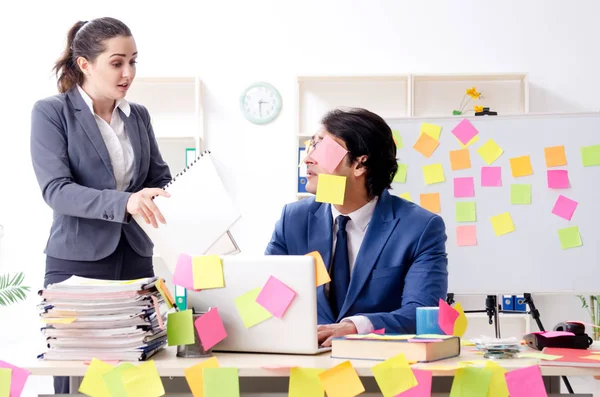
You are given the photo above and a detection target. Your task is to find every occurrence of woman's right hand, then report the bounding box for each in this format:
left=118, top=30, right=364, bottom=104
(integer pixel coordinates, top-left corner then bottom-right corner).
left=126, top=188, right=171, bottom=228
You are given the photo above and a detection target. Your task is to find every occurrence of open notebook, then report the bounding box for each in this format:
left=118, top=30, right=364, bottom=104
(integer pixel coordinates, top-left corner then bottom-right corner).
left=134, top=151, right=241, bottom=273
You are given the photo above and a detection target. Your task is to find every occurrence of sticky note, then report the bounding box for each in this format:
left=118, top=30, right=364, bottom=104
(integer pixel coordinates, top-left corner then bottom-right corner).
left=453, top=302, right=468, bottom=338
left=306, top=251, right=330, bottom=287
left=545, top=145, right=567, bottom=167
left=453, top=177, right=475, bottom=198
left=167, top=309, right=195, bottom=346
left=103, top=363, right=134, bottom=397
left=509, top=155, right=533, bottom=177
left=184, top=357, right=219, bottom=397
left=452, top=119, right=479, bottom=145
left=0, top=369, right=11, bottom=397
left=256, top=275, right=296, bottom=318
left=122, top=361, right=165, bottom=397
left=459, top=134, right=480, bottom=148
left=318, top=361, right=365, bottom=397
left=373, top=328, right=385, bottom=334
left=203, top=367, right=239, bottom=397
left=413, top=133, right=440, bottom=158
left=456, top=225, right=477, bottom=247
left=289, top=368, right=324, bottom=397
left=393, top=163, right=408, bottom=183
left=420, top=122, right=442, bottom=140
left=371, top=353, right=417, bottom=397
left=173, top=253, right=195, bottom=290
left=420, top=193, right=441, bottom=214
left=156, top=278, right=175, bottom=309
left=518, top=353, right=562, bottom=360
left=438, top=298, right=459, bottom=335
left=558, top=226, right=582, bottom=250
left=505, top=365, right=547, bottom=397
left=490, top=212, right=515, bottom=236
left=547, top=169, right=569, bottom=189
left=79, top=358, right=115, bottom=397
left=581, top=144, right=600, bottom=166
left=195, top=308, right=227, bottom=350
left=392, top=130, right=403, bottom=149
left=483, top=361, right=509, bottom=397
left=396, top=369, right=432, bottom=397
left=450, top=367, right=492, bottom=396
left=422, top=164, right=445, bottom=184
left=456, top=202, right=476, bottom=222
left=481, top=166, right=502, bottom=187
left=399, top=192, right=412, bottom=202
left=310, top=135, right=348, bottom=173
left=235, top=287, right=273, bottom=328
left=193, top=255, right=224, bottom=290
left=316, top=174, right=346, bottom=205
left=42, top=317, right=76, bottom=324
left=477, top=139, right=503, bottom=165
left=0, top=360, right=31, bottom=397
left=552, top=195, right=578, bottom=220
left=449, top=148, right=471, bottom=171
left=511, top=184, right=531, bottom=205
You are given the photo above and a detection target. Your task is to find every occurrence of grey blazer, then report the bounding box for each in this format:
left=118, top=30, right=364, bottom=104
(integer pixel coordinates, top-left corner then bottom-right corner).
left=30, top=87, right=172, bottom=261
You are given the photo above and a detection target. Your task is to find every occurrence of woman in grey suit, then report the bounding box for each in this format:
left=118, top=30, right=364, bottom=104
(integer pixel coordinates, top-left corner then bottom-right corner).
left=30, top=17, right=172, bottom=394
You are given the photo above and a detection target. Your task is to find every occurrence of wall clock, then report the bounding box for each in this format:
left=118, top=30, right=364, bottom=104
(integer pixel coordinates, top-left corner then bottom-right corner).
left=240, top=81, right=282, bottom=125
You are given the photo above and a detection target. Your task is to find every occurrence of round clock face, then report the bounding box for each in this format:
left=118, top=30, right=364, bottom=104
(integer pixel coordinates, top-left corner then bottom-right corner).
left=240, top=82, right=282, bottom=125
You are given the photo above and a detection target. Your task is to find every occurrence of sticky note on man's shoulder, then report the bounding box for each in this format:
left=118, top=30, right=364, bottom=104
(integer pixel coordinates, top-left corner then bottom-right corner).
left=306, top=251, right=330, bottom=286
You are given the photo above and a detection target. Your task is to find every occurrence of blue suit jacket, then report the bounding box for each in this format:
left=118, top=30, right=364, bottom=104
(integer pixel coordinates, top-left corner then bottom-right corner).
left=265, top=190, right=448, bottom=333
left=30, top=87, right=171, bottom=261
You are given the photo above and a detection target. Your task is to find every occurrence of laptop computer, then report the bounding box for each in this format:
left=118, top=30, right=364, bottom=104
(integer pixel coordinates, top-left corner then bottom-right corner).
left=187, top=255, right=330, bottom=355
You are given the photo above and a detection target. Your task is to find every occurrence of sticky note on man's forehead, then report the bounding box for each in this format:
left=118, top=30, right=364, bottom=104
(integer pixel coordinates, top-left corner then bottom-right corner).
left=310, top=135, right=348, bottom=173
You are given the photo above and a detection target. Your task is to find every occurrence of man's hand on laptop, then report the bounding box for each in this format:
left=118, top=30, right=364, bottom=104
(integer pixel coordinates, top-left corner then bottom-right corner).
left=317, top=322, right=358, bottom=347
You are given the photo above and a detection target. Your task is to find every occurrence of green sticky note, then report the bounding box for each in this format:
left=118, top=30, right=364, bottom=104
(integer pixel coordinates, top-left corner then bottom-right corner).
left=393, top=163, right=408, bottom=183
left=103, top=363, right=134, bottom=397
left=167, top=309, right=195, bottom=346
left=235, top=287, right=273, bottom=328
left=511, top=184, right=531, bottom=205
left=203, top=367, right=240, bottom=397
left=0, top=368, right=11, bottom=397
left=122, top=361, right=165, bottom=397
left=392, top=130, right=403, bottom=149
left=450, top=367, right=492, bottom=397
left=558, top=226, right=582, bottom=250
left=456, top=202, right=476, bottom=222
left=581, top=144, right=600, bottom=166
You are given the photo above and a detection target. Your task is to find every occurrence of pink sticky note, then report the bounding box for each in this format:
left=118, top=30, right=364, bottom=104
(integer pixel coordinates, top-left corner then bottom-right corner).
left=438, top=298, right=460, bottom=335
left=372, top=328, right=385, bottom=334
left=452, top=119, right=479, bottom=145
left=255, top=276, right=297, bottom=318
left=551, top=195, right=578, bottom=221
left=541, top=331, right=575, bottom=338
left=456, top=225, right=477, bottom=247
left=454, top=177, right=475, bottom=198
left=172, top=253, right=194, bottom=290
left=505, top=365, right=548, bottom=397
left=194, top=307, right=227, bottom=350
left=310, top=135, right=349, bottom=174
left=397, top=369, right=432, bottom=397
left=481, top=166, right=502, bottom=187
left=547, top=170, right=569, bottom=189
left=0, top=360, right=31, bottom=397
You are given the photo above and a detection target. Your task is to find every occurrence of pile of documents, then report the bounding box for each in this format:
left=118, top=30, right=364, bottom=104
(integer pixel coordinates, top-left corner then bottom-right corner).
left=37, top=276, right=172, bottom=361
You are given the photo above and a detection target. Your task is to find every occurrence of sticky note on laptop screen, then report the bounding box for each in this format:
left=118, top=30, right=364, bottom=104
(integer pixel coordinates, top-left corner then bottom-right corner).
left=192, top=255, right=224, bottom=290
left=234, top=287, right=273, bottom=328
left=255, top=275, right=297, bottom=318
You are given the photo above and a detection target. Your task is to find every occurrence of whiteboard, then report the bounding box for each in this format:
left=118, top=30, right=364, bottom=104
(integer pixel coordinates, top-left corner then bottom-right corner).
left=386, top=112, right=600, bottom=295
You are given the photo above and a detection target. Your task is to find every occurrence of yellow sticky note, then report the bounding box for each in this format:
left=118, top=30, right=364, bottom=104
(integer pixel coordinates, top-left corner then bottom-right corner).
left=413, top=133, right=440, bottom=158
left=459, top=134, right=480, bottom=148
left=518, top=353, right=562, bottom=360
left=0, top=369, right=10, bottom=397
left=420, top=123, right=442, bottom=140
left=79, top=358, right=115, bottom=397
left=422, top=164, right=445, bottom=184
left=393, top=163, right=408, bottom=183
left=371, top=354, right=417, bottom=397
left=418, top=363, right=466, bottom=371
left=306, top=251, right=330, bottom=287
left=477, top=139, right=503, bottom=165
left=453, top=302, right=468, bottom=338
left=490, top=212, right=515, bottom=236
left=121, top=361, right=165, bottom=397
left=509, top=155, right=533, bottom=177
left=184, top=357, right=219, bottom=397
left=545, top=145, right=567, bottom=167
left=193, top=255, right=224, bottom=289
left=398, top=192, right=412, bottom=202
left=318, top=361, right=365, bottom=397
left=374, top=334, right=416, bottom=340
left=449, top=148, right=472, bottom=171
left=461, top=340, right=475, bottom=347
left=203, top=367, right=239, bottom=397
left=420, top=193, right=441, bottom=213
left=484, top=361, right=509, bottom=397
left=392, top=130, right=403, bottom=149
left=234, top=287, right=273, bottom=328
left=289, top=368, right=324, bottom=397
left=579, top=355, right=600, bottom=361
left=42, top=317, right=76, bottom=324
left=316, top=174, right=346, bottom=205
left=450, top=367, right=492, bottom=396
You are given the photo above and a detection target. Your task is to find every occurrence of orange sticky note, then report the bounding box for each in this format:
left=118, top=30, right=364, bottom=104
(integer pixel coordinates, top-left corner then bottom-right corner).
left=306, top=251, right=330, bottom=287
left=318, top=361, right=365, bottom=397
left=545, top=145, right=567, bottom=167
left=420, top=193, right=441, bottom=213
left=509, top=155, right=533, bottom=177
left=413, top=133, right=440, bottom=158
left=449, top=148, right=471, bottom=171
left=184, top=357, right=219, bottom=397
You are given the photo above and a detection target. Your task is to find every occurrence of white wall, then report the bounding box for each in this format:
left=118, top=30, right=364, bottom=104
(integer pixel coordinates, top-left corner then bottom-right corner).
left=1, top=0, right=599, bottom=393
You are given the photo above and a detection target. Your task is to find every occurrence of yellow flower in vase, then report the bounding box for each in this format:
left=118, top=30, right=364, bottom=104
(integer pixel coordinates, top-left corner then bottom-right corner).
left=453, top=87, right=483, bottom=115
left=474, top=105, right=484, bottom=113
left=466, top=87, right=481, bottom=99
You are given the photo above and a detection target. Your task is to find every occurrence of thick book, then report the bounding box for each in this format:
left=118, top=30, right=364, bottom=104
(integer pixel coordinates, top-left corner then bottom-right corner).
left=331, top=334, right=461, bottom=362
left=540, top=347, right=600, bottom=367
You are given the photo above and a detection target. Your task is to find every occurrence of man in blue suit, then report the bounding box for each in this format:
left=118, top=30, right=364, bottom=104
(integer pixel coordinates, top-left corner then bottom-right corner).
left=265, top=108, right=448, bottom=346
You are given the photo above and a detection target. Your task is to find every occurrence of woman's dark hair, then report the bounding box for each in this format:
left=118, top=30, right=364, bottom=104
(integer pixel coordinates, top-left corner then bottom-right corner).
left=53, top=17, right=132, bottom=93
left=321, top=108, right=398, bottom=199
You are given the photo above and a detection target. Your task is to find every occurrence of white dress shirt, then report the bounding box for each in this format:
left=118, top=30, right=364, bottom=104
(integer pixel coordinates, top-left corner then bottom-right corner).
left=329, top=197, right=378, bottom=334
left=77, top=86, right=134, bottom=192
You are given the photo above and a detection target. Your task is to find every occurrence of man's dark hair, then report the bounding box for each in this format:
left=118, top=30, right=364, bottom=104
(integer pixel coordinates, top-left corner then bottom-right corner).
left=321, top=108, right=397, bottom=199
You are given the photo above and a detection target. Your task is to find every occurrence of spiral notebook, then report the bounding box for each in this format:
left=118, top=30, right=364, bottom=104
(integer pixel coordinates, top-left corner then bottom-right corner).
left=133, top=151, right=241, bottom=273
